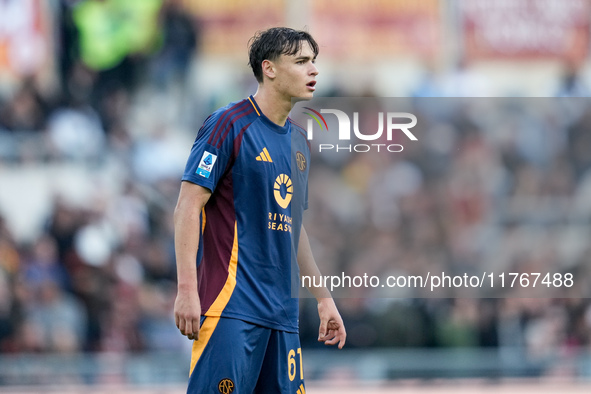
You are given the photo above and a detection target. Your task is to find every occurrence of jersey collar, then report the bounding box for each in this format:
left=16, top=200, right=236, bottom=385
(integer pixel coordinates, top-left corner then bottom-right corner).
left=248, top=95, right=290, bottom=135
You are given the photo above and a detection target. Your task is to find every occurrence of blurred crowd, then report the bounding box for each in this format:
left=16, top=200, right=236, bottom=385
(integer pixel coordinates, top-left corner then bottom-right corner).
left=0, top=0, right=197, bottom=354
left=0, top=2, right=591, bottom=379
left=299, top=98, right=591, bottom=364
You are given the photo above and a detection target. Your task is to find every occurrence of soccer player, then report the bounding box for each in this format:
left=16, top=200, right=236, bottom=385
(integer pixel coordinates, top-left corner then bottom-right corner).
left=173, top=27, right=346, bottom=393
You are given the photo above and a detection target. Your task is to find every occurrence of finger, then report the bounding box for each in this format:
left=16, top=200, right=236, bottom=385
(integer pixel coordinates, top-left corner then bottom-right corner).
left=318, top=330, right=334, bottom=342
left=324, top=332, right=344, bottom=347
left=192, top=317, right=200, bottom=340
left=324, top=336, right=339, bottom=345
left=318, top=319, right=328, bottom=340
left=338, top=330, right=347, bottom=349
left=185, top=320, right=193, bottom=338
left=175, top=314, right=180, bottom=329
left=323, top=330, right=338, bottom=342
left=178, top=318, right=187, bottom=336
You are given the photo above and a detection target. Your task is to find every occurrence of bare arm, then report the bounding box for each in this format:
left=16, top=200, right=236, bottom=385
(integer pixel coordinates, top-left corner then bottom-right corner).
left=298, top=226, right=346, bottom=349
left=174, top=181, right=212, bottom=340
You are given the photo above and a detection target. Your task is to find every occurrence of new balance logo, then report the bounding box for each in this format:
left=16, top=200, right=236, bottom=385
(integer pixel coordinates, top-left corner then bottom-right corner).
left=256, top=147, right=273, bottom=162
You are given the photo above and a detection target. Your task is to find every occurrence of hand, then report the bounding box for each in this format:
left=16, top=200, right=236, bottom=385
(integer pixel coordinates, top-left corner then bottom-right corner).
left=174, top=287, right=201, bottom=341
left=317, top=298, right=346, bottom=349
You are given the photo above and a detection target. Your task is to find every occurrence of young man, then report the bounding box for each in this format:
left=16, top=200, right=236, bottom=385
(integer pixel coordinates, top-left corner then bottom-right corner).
left=174, top=27, right=346, bottom=393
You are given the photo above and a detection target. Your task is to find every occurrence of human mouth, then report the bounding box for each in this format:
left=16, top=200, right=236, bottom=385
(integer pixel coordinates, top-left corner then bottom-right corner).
left=306, top=81, right=316, bottom=91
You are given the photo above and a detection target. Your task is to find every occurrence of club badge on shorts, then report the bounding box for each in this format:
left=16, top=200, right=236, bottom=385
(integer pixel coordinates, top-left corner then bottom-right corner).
left=218, top=378, right=235, bottom=393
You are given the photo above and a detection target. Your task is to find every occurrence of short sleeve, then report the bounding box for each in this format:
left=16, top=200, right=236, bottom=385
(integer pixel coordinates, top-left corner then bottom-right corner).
left=182, top=112, right=234, bottom=193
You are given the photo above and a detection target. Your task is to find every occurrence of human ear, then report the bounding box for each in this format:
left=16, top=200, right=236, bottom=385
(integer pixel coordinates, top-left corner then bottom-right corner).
left=261, top=59, right=276, bottom=80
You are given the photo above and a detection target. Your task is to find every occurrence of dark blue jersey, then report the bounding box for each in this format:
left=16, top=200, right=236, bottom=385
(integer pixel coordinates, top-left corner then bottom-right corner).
left=182, top=96, right=310, bottom=333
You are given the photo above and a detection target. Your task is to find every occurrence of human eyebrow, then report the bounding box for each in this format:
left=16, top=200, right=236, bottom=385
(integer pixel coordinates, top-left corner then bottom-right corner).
left=294, top=55, right=315, bottom=63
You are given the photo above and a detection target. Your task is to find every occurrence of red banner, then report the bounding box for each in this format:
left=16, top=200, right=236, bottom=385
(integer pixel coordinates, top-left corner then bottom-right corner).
left=461, top=0, right=591, bottom=61
left=181, top=0, right=442, bottom=59
left=0, top=0, right=54, bottom=81
left=311, top=0, right=442, bottom=59
left=181, top=0, right=284, bottom=56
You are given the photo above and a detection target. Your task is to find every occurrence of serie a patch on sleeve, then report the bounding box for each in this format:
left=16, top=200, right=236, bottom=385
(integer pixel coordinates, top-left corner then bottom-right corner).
left=196, top=151, right=217, bottom=178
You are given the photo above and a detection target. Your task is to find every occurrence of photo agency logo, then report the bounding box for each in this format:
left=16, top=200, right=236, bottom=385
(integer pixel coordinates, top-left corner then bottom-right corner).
left=300, top=101, right=418, bottom=153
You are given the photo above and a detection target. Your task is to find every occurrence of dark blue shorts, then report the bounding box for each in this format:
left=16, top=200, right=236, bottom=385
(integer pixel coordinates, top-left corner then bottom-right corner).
left=188, top=316, right=306, bottom=394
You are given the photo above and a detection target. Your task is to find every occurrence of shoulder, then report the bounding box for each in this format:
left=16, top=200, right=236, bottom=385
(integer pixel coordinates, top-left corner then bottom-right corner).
left=288, top=117, right=311, bottom=151
left=209, top=98, right=259, bottom=126
left=198, top=98, right=260, bottom=147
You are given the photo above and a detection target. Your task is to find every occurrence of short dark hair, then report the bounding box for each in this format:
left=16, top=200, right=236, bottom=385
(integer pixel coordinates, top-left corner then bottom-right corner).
left=248, top=27, right=319, bottom=83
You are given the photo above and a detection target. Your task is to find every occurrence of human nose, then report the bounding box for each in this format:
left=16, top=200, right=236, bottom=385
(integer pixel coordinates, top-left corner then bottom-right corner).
left=310, top=62, right=319, bottom=76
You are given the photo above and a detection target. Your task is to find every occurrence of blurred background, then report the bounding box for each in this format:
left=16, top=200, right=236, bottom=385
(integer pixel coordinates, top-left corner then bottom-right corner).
left=1, top=0, right=591, bottom=392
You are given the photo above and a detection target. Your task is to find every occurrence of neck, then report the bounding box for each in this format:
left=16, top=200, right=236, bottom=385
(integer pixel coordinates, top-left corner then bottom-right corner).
left=252, top=86, right=291, bottom=126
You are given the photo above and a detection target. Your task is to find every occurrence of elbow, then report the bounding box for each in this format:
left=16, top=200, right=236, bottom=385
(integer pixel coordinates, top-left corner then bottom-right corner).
left=174, top=195, right=204, bottom=226
left=174, top=182, right=211, bottom=226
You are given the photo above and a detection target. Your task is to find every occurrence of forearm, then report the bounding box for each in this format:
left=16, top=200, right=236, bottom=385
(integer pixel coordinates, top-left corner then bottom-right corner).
left=174, top=183, right=208, bottom=293
left=297, top=226, right=332, bottom=300
left=174, top=203, right=200, bottom=292
left=299, top=226, right=347, bottom=348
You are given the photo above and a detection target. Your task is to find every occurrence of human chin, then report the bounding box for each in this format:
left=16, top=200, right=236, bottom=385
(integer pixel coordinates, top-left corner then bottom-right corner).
left=299, top=85, right=315, bottom=99
left=287, top=88, right=312, bottom=100
left=294, top=91, right=313, bottom=100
